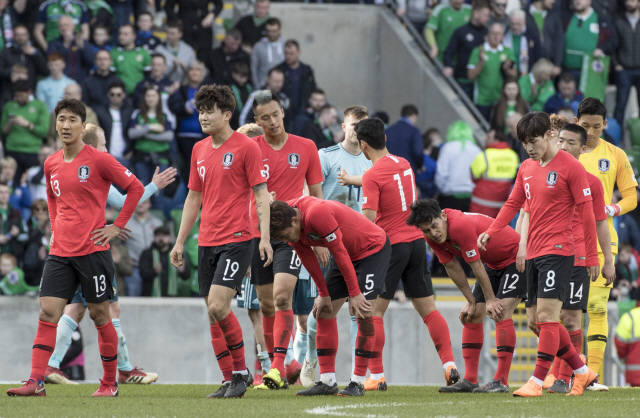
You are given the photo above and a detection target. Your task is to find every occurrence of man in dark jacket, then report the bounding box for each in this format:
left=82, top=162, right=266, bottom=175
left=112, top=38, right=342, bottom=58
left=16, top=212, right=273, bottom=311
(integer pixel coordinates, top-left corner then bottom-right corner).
left=164, top=0, right=223, bottom=59
left=525, top=0, right=565, bottom=73
left=204, top=28, right=250, bottom=85
left=613, top=0, right=640, bottom=126
left=81, top=50, right=124, bottom=109
left=139, top=226, right=191, bottom=297
left=0, top=24, right=48, bottom=94
left=301, top=104, right=337, bottom=150
left=46, top=16, right=95, bottom=85
left=443, top=2, right=490, bottom=99
left=504, top=10, right=542, bottom=76
left=95, top=80, right=134, bottom=164
left=276, top=39, right=316, bottom=125
left=0, top=182, right=27, bottom=261
left=234, top=0, right=270, bottom=48
left=385, top=105, right=424, bottom=174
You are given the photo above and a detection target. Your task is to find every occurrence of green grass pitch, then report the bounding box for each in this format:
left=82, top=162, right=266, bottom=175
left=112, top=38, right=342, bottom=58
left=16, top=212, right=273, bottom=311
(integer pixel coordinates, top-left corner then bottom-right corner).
left=1, top=384, right=637, bottom=418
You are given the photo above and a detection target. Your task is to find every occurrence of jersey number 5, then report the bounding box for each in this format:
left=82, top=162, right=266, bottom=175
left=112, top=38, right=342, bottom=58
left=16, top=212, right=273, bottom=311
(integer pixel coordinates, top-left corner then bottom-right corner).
left=51, top=180, right=61, bottom=197
left=393, top=169, right=416, bottom=211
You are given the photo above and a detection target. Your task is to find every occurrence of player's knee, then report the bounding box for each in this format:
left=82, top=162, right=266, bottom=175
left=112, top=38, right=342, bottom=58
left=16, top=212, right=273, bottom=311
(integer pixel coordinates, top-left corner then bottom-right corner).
left=273, top=292, right=291, bottom=311
left=208, top=303, right=229, bottom=321
left=89, top=309, right=110, bottom=327
left=38, top=308, right=62, bottom=324
left=560, top=313, right=580, bottom=331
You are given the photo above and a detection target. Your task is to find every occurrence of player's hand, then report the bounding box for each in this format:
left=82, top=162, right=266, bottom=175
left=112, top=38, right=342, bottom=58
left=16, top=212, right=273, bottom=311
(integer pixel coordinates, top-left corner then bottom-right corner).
left=528, top=317, right=540, bottom=336
left=313, top=246, right=330, bottom=267
left=117, top=227, right=132, bottom=241
left=459, top=301, right=476, bottom=324
left=337, top=167, right=351, bottom=186
left=312, top=296, right=333, bottom=319
left=594, top=48, right=604, bottom=58
left=259, top=238, right=273, bottom=267
left=477, top=232, right=490, bottom=251
left=605, top=204, right=621, bottom=218
left=152, top=166, right=178, bottom=190
left=588, top=265, right=601, bottom=282
left=516, top=244, right=526, bottom=273
left=349, top=293, right=372, bottom=319
left=90, top=225, right=122, bottom=247
left=170, top=243, right=184, bottom=267
left=442, top=67, right=454, bottom=77
left=602, top=261, right=616, bottom=286
left=486, top=298, right=505, bottom=322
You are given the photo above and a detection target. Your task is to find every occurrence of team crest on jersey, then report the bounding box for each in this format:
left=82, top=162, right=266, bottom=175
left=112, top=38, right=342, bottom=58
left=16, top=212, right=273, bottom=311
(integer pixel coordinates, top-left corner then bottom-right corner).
left=598, top=159, right=610, bottom=172
left=307, top=232, right=320, bottom=241
left=288, top=153, right=300, bottom=167
left=546, top=171, right=558, bottom=186
left=222, top=152, right=234, bottom=167
left=78, top=165, right=90, bottom=182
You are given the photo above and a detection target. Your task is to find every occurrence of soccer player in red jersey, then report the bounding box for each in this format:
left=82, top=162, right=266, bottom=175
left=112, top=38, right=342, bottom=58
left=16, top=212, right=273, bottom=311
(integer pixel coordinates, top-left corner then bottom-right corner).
left=407, top=199, right=525, bottom=393
left=269, top=196, right=392, bottom=396
left=478, top=112, right=598, bottom=397
left=7, top=99, right=145, bottom=398
left=247, top=90, right=324, bottom=390
left=354, top=118, right=460, bottom=391
left=523, top=124, right=615, bottom=393
left=170, top=85, right=273, bottom=399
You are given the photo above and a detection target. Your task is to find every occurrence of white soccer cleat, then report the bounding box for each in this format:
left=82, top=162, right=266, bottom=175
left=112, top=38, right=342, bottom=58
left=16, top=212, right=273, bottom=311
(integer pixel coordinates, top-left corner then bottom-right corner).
left=586, top=381, right=609, bottom=391
left=300, top=359, right=317, bottom=388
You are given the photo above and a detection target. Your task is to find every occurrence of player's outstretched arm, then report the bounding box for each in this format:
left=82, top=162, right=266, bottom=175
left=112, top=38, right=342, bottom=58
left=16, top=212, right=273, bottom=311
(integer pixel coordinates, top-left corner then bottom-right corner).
left=106, top=167, right=178, bottom=209
left=596, top=219, right=615, bottom=285
left=253, top=182, right=274, bottom=267
left=170, top=190, right=202, bottom=268
left=337, top=167, right=363, bottom=187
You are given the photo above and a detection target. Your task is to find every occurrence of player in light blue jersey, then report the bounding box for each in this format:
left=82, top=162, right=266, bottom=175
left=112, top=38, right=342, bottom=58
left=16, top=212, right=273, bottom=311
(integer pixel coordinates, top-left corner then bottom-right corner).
left=300, top=105, right=371, bottom=387
left=45, top=124, right=176, bottom=385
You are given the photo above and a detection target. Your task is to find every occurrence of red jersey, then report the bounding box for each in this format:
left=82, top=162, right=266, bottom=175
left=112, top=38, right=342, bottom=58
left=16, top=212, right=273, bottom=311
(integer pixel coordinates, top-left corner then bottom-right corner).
left=487, top=150, right=594, bottom=260
left=571, top=172, right=606, bottom=266
left=427, top=209, right=519, bottom=270
left=286, top=196, right=388, bottom=298
left=189, top=132, right=266, bottom=246
left=251, top=134, right=323, bottom=237
left=362, top=154, right=423, bottom=245
left=44, top=145, right=144, bottom=257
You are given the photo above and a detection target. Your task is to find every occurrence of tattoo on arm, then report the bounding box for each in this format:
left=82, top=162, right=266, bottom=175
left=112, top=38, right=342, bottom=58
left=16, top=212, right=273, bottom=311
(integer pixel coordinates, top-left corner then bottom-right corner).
left=252, top=182, right=267, bottom=192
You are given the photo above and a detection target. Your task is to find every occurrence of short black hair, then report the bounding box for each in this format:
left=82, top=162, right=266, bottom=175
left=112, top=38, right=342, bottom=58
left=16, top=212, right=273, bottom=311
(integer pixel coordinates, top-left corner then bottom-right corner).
left=12, top=79, right=31, bottom=94
left=154, top=226, right=171, bottom=236
left=267, top=67, right=284, bottom=78
left=372, top=111, right=389, bottom=125
left=284, top=39, right=299, bottom=49
left=558, top=72, right=575, bottom=84
left=516, top=111, right=550, bottom=143
left=401, top=104, right=418, bottom=118
left=226, top=28, right=242, bottom=40
left=577, top=97, right=607, bottom=121
left=232, top=61, right=250, bottom=77
left=137, top=11, right=153, bottom=20
left=265, top=17, right=281, bottom=28
left=472, top=0, right=491, bottom=11
left=108, top=80, right=126, bottom=92
left=167, top=20, right=183, bottom=32
left=270, top=200, right=297, bottom=240
left=54, top=98, right=87, bottom=122
left=311, top=88, right=325, bottom=96
left=119, top=23, right=136, bottom=34
left=406, top=199, right=442, bottom=228
left=151, top=53, right=166, bottom=63
left=559, top=123, right=588, bottom=146
left=354, top=118, right=386, bottom=150
left=195, top=84, right=236, bottom=113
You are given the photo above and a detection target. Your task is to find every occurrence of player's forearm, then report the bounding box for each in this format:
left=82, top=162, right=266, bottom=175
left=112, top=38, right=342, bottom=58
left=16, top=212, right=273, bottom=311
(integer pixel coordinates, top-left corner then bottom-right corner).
left=295, top=243, right=330, bottom=297
left=113, top=179, right=145, bottom=229
left=308, top=183, right=323, bottom=199
left=331, top=245, right=361, bottom=297
left=107, top=182, right=159, bottom=209
left=253, top=183, right=271, bottom=241
left=518, top=211, right=529, bottom=246
left=578, top=201, right=599, bottom=266
left=469, top=260, right=496, bottom=301
left=515, top=208, right=526, bottom=235
left=345, top=175, right=363, bottom=187
left=362, top=209, right=376, bottom=223
left=176, top=191, right=202, bottom=245
left=618, top=186, right=638, bottom=215
left=445, top=262, right=474, bottom=303
left=487, top=203, right=520, bottom=237
left=596, top=220, right=614, bottom=264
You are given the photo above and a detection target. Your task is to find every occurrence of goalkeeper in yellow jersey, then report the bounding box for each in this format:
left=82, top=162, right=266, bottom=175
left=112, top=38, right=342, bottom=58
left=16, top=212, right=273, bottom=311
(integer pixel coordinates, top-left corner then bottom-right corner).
left=576, top=97, right=638, bottom=390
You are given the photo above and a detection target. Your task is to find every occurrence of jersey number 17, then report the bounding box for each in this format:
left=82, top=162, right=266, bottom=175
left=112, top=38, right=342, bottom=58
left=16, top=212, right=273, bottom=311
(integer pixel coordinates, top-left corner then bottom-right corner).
left=393, top=169, right=416, bottom=211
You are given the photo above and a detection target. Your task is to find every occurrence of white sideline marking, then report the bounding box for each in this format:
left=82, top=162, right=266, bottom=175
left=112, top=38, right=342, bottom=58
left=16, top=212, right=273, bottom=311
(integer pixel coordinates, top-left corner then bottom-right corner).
left=305, top=402, right=408, bottom=417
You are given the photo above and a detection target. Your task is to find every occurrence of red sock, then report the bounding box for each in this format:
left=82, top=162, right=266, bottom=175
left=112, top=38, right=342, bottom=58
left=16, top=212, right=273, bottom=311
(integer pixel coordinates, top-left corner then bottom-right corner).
left=30, top=321, right=57, bottom=382
left=262, top=314, right=275, bottom=361
left=271, top=310, right=294, bottom=375
left=424, top=311, right=455, bottom=364
left=558, top=329, right=583, bottom=384
left=316, top=318, right=338, bottom=374
left=96, top=322, right=118, bottom=385
left=462, top=323, right=483, bottom=384
left=353, top=317, right=375, bottom=378
left=556, top=326, right=584, bottom=371
left=369, top=316, right=385, bottom=374
left=218, top=311, right=246, bottom=372
left=550, top=357, right=562, bottom=380
left=494, top=319, right=516, bottom=385
left=533, top=322, right=559, bottom=382
left=210, top=323, right=233, bottom=382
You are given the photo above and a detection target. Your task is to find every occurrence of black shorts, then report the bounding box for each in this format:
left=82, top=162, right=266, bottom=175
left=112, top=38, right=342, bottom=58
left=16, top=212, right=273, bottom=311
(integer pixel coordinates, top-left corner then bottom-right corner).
left=561, top=266, right=590, bottom=312
left=250, top=238, right=300, bottom=285
left=198, top=240, right=254, bottom=296
left=379, top=238, right=433, bottom=300
left=524, top=254, right=574, bottom=306
left=40, top=251, right=115, bottom=304
left=324, top=237, right=392, bottom=301
left=473, top=262, right=527, bottom=304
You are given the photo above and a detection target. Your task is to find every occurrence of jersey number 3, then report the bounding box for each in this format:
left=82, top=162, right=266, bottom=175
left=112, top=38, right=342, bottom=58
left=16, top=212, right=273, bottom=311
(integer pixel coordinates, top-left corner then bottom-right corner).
left=393, top=169, right=416, bottom=211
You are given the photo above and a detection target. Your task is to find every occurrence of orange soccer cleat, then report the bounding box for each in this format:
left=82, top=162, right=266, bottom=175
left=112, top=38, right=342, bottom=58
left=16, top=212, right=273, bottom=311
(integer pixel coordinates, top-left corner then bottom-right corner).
left=444, top=365, right=460, bottom=386
left=513, top=379, right=543, bottom=397
left=567, top=369, right=597, bottom=397
left=364, top=376, right=387, bottom=391
left=542, top=373, right=556, bottom=389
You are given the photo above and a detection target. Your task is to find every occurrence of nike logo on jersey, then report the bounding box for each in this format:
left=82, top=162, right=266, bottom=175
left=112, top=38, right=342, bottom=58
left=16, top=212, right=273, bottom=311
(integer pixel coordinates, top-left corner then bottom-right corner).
left=543, top=287, right=555, bottom=292
left=263, top=159, right=268, bottom=161
left=51, top=174, right=58, bottom=178
left=524, top=176, right=533, bottom=180
left=197, top=160, right=205, bottom=164
left=223, top=277, right=234, bottom=281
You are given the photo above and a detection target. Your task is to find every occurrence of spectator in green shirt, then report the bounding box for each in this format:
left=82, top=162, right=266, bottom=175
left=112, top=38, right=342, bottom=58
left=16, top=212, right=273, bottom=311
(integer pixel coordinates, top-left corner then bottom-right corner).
left=111, top=24, right=151, bottom=95
left=0, top=253, right=36, bottom=296
left=34, top=0, right=90, bottom=52
left=518, top=58, right=556, bottom=111
left=425, top=0, right=471, bottom=61
left=1, top=80, right=49, bottom=186
left=467, top=23, right=517, bottom=120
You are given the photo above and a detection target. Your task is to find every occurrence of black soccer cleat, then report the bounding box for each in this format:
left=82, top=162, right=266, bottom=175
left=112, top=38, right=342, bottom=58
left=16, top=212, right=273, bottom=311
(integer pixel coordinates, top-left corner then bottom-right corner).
left=547, top=379, right=568, bottom=394
left=337, top=381, right=365, bottom=397
left=439, top=379, right=479, bottom=393
left=296, top=381, right=339, bottom=396
left=473, top=379, right=510, bottom=393
left=242, top=369, right=254, bottom=388
left=224, top=373, right=247, bottom=398
left=206, top=382, right=229, bottom=399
